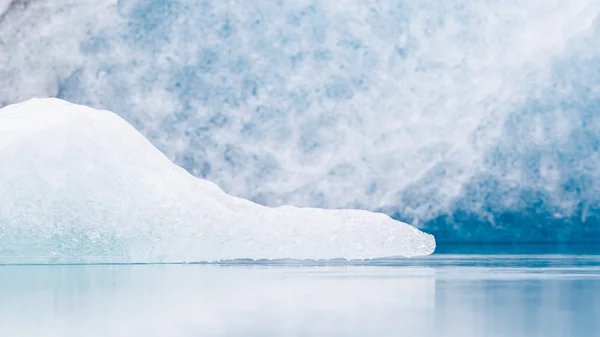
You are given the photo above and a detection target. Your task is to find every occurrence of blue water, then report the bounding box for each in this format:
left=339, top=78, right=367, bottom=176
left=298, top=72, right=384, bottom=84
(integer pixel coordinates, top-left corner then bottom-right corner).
left=2, top=253, right=599, bottom=337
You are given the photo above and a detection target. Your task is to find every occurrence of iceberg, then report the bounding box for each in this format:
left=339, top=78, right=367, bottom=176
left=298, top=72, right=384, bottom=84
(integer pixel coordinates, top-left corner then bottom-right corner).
left=0, top=98, right=435, bottom=264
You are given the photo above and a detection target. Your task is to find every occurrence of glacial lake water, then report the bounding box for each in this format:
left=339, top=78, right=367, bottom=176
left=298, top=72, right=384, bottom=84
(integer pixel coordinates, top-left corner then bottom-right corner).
left=1, top=251, right=599, bottom=337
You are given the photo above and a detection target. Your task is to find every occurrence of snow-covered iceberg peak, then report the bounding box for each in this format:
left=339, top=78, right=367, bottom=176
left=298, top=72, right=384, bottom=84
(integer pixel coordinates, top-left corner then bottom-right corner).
left=0, top=98, right=435, bottom=264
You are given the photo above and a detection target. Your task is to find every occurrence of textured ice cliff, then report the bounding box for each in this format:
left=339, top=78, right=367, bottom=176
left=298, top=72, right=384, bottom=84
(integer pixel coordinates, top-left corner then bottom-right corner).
left=1, top=1, right=600, bottom=242
left=0, top=98, right=434, bottom=264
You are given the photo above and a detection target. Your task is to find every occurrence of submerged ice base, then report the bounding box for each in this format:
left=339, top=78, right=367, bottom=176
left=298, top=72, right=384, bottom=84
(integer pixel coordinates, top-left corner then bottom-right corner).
left=0, top=99, right=434, bottom=264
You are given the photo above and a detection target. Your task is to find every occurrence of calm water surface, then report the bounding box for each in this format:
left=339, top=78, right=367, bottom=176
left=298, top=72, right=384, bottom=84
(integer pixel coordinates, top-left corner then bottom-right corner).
left=1, top=254, right=599, bottom=337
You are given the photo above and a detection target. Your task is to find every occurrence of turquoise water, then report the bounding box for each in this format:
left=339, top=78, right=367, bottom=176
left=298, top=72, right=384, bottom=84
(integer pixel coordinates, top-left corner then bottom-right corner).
left=1, top=254, right=599, bottom=337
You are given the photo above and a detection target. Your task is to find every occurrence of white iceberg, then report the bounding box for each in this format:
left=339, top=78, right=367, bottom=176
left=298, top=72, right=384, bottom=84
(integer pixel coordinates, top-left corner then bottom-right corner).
left=0, top=98, right=435, bottom=263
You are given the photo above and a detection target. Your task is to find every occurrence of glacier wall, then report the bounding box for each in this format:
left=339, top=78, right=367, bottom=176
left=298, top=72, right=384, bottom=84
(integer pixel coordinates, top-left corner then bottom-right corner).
left=1, top=0, right=600, bottom=242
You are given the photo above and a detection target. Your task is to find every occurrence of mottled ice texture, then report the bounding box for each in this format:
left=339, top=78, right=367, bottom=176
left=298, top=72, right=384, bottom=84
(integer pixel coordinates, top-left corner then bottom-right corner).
left=0, top=1, right=12, bottom=17
left=1, top=1, right=600, bottom=242
left=0, top=99, right=434, bottom=264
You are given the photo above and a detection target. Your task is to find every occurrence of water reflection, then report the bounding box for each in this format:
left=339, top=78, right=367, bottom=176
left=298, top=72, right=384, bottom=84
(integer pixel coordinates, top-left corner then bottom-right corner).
left=0, top=256, right=599, bottom=337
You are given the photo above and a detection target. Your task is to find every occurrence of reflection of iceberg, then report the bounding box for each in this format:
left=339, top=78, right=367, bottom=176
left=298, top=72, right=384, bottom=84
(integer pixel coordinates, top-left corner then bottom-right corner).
left=0, top=99, right=435, bottom=264
left=0, top=265, right=436, bottom=336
